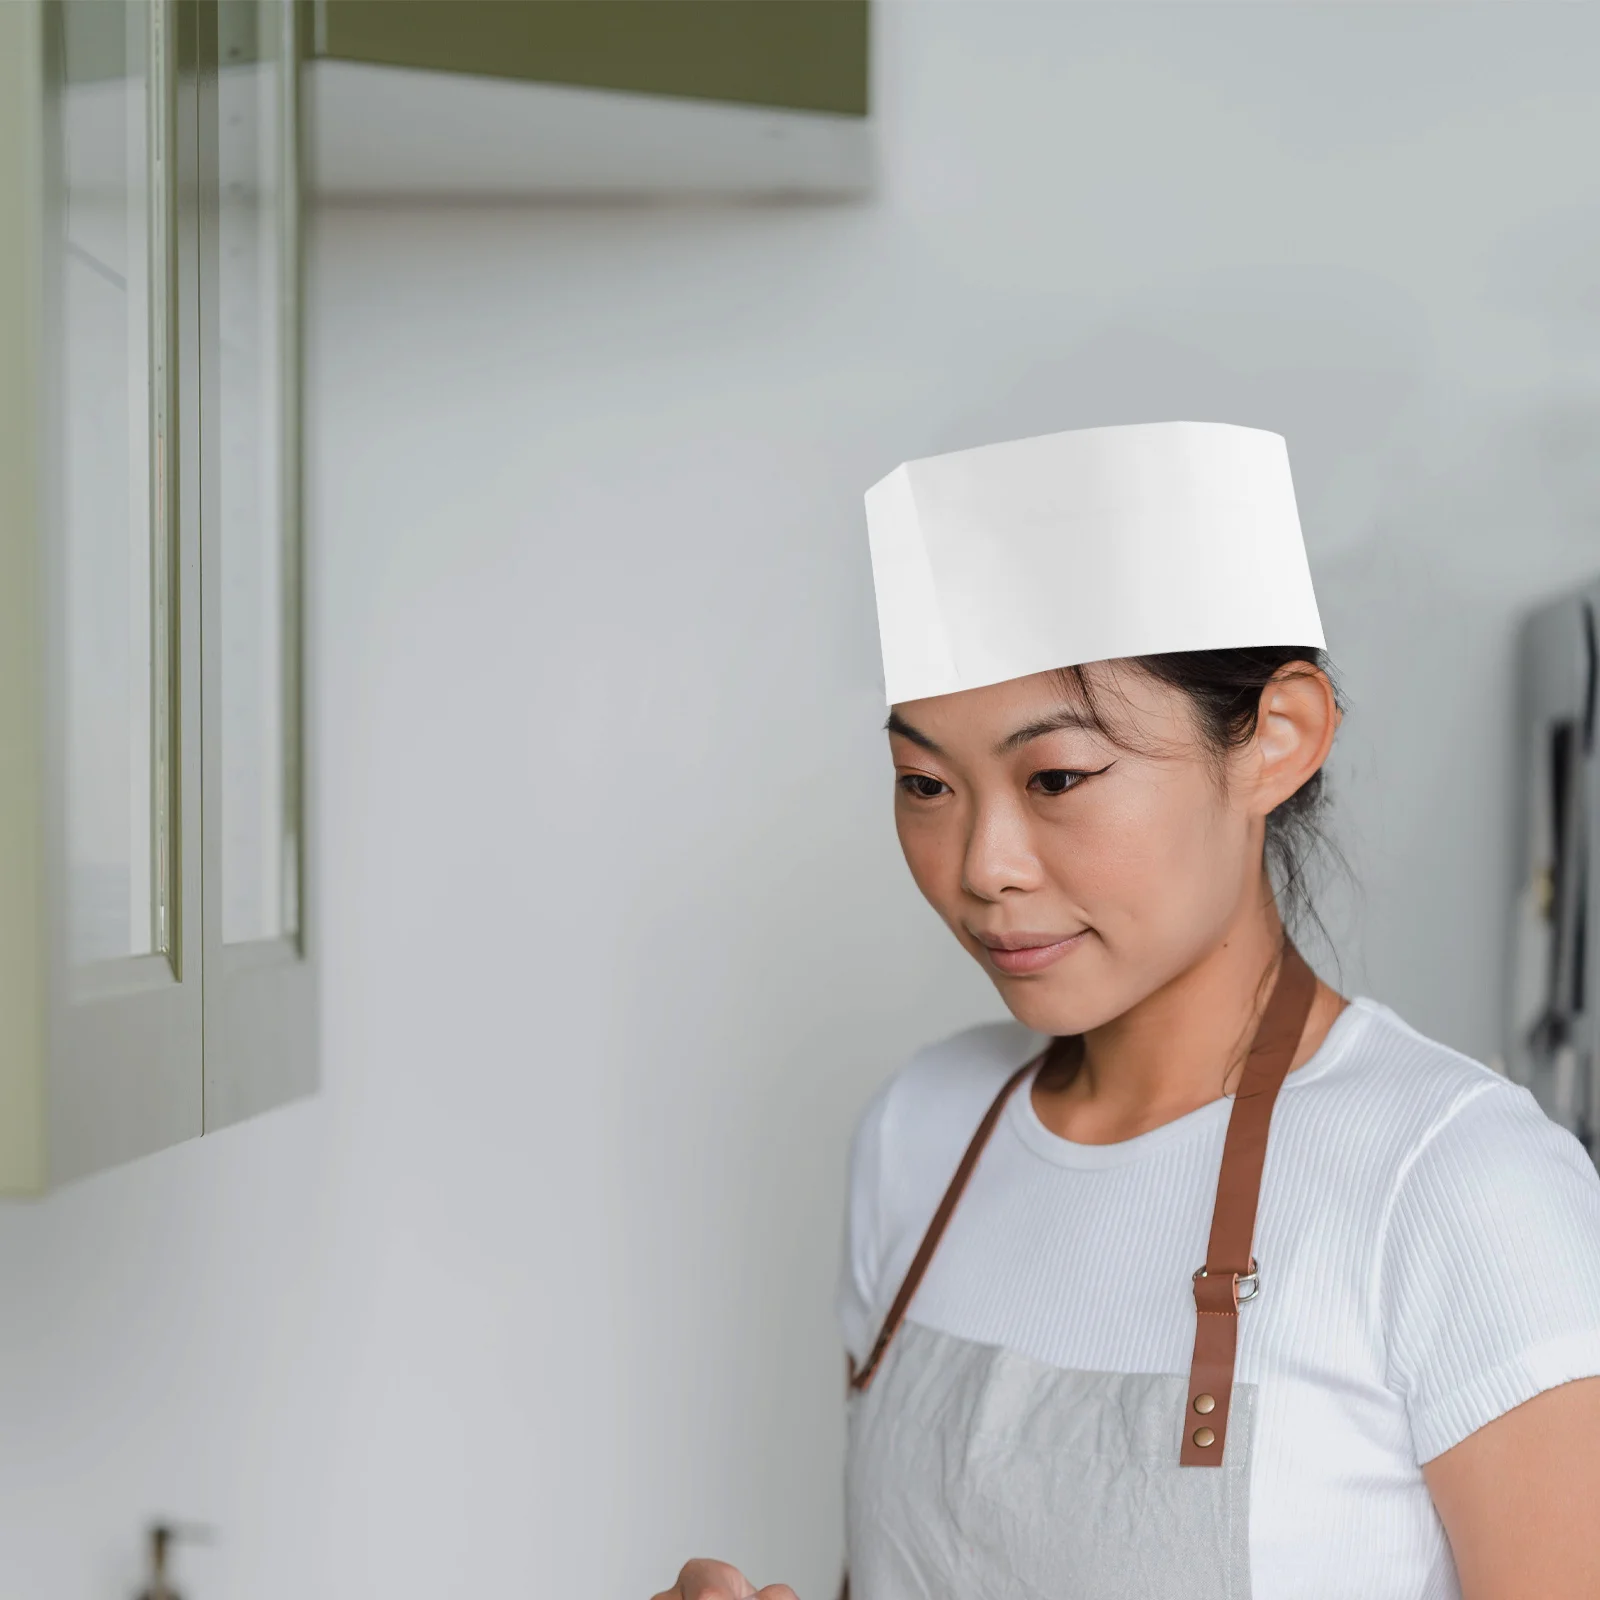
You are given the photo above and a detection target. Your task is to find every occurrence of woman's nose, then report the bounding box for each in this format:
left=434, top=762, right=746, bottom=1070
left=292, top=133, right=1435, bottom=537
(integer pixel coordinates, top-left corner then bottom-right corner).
left=961, top=802, right=1046, bottom=900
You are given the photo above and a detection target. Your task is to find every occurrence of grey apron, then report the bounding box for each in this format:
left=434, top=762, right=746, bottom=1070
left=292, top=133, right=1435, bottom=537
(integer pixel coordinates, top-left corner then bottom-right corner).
left=841, top=945, right=1317, bottom=1600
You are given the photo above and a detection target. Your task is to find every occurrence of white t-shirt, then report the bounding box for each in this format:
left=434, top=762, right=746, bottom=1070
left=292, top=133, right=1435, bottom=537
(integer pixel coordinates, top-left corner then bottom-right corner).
left=837, top=997, right=1600, bottom=1598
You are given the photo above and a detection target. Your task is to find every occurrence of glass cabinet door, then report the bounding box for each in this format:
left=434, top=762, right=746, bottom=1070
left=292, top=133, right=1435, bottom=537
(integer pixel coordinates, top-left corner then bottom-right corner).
left=49, top=0, right=204, bottom=1183
left=58, top=0, right=176, bottom=975
left=216, top=0, right=300, bottom=952
left=203, top=0, right=315, bottom=1130
left=28, top=0, right=312, bottom=1185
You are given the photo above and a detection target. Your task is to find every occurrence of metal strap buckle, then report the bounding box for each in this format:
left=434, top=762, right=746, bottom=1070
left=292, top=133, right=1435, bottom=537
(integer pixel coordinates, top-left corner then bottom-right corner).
left=1193, top=1262, right=1260, bottom=1304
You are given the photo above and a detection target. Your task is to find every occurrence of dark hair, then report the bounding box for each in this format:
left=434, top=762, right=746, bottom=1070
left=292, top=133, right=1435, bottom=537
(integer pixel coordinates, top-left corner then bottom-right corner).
left=1052, top=646, right=1342, bottom=940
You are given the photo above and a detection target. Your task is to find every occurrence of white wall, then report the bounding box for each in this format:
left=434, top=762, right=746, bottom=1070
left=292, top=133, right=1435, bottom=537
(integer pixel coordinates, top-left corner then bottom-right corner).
left=6, top=4, right=1600, bottom=1594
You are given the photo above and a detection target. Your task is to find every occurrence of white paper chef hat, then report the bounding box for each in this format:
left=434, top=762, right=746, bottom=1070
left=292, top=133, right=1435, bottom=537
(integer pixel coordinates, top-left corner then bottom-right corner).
left=864, top=420, right=1324, bottom=704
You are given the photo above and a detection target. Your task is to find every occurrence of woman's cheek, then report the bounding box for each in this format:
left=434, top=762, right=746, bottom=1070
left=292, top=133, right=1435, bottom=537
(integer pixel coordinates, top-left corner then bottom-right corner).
left=896, top=813, right=958, bottom=908
left=1052, top=782, right=1222, bottom=934
left=1041, top=793, right=1159, bottom=895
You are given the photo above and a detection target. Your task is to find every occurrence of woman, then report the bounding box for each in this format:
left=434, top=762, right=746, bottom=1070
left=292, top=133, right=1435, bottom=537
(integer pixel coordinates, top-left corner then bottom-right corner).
left=654, top=422, right=1600, bottom=1600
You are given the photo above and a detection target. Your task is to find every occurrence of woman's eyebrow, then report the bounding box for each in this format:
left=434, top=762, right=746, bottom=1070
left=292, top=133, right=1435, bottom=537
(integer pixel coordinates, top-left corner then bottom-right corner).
left=887, top=706, right=1097, bottom=758
left=995, top=708, right=1097, bottom=755
left=885, top=710, right=943, bottom=754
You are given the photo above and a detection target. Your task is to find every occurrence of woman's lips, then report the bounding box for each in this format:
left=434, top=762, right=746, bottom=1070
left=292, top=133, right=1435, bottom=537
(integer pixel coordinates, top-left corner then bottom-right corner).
left=978, top=930, right=1089, bottom=975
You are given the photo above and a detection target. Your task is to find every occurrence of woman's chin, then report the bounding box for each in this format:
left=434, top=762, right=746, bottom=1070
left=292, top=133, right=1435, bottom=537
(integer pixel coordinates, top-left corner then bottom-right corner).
left=991, top=970, right=1115, bottom=1039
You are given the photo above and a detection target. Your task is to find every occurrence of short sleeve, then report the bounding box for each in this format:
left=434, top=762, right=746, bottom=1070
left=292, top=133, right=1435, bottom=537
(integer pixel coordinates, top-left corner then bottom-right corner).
left=1379, top=1078, right=1600, bottom=1463
left=836, top=1077, right=893, bottom=1369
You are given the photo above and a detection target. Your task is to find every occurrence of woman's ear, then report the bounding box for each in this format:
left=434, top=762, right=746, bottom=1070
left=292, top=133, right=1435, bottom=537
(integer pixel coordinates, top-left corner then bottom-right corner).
left=1247, top=666, right=1341, bottom=816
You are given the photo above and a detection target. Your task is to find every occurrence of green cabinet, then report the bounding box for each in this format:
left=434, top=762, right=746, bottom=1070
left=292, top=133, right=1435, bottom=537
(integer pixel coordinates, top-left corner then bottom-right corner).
left=307, top=0, right=874, bottom=199
left=0, top=0, right=315, bottom=1191
left=315, top=0, right=869, bottom=115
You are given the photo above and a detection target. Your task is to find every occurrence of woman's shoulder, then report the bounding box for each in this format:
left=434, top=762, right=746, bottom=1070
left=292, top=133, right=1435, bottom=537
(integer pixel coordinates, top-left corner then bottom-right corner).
left=842, top=1020, right=1043, bottom=1247
left=1294, top=997, right=1600, bottom=1252
left=857, top=1016, right=1046, bottom=1173
left=1295, top=995, right=1549, bottom=1147
left=837, top=1018, right=1045, bottom=1356
left=1323, top=1004, right=1600, bottom=1461
left=890, top=1014, right=1047, bottom=1102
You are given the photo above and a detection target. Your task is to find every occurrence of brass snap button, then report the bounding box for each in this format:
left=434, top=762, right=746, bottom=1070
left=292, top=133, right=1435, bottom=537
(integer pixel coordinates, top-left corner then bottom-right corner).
left=1192, top=1426, right=1217, bottom=1449
left=1193, top=1393, right=1216, bottom=1415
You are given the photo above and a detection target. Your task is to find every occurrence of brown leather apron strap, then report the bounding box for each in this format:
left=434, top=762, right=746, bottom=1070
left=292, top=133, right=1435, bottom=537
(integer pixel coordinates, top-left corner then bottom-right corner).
left=1180, top=941, right=1317, bottom=1466
left=849, top=1042, right=1063, bottom=1392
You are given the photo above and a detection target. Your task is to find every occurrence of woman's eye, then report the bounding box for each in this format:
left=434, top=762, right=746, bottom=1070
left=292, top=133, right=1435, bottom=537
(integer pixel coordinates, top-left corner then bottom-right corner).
left=1030, top=767, right=1100, bottom=795
left=897, top=773, right=948, bottom=800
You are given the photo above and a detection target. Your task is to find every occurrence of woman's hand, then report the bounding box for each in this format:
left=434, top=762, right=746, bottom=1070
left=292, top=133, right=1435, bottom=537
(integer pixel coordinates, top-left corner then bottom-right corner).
left=651, top=1559, right=799, bottom=1600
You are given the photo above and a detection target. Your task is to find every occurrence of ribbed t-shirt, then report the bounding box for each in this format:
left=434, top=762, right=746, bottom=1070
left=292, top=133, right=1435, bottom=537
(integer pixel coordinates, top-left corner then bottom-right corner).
left=837, top=998, right=1600, bottom=1598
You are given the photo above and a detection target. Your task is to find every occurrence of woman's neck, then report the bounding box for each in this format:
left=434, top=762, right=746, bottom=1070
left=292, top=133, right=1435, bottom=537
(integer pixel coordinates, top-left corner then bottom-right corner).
left=1031, top=899, right=1345, bottom=1147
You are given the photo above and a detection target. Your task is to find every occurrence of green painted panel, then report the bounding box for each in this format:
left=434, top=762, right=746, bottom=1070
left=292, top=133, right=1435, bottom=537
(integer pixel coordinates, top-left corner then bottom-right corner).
left=59, top=1, right=133, bottom=85
left=219, top=0, right=265, bottom=68
left=56, top=0, right=209, bottom=84
left=317, top=0, right=869, bottom=116
left=0, top=0, right=47, bottom=1192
